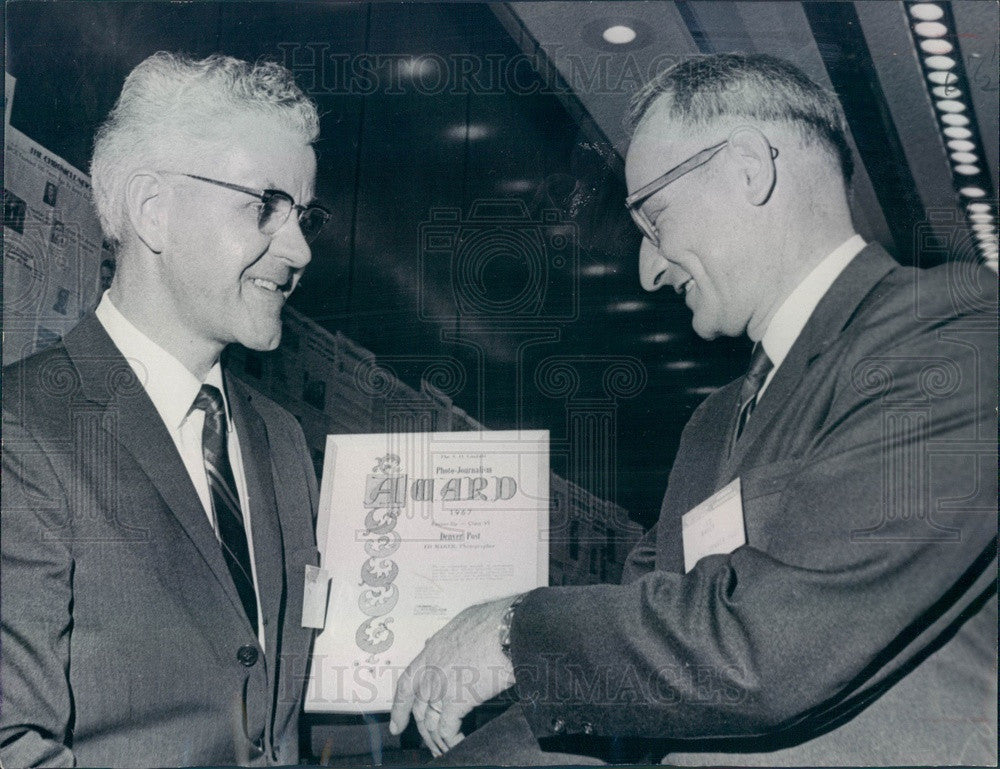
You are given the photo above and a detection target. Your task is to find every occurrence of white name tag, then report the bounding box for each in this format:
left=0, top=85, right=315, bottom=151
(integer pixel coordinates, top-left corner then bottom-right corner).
left=301, top=564, right=331, bottom=629
left=682, top=478, right=746, bottom=573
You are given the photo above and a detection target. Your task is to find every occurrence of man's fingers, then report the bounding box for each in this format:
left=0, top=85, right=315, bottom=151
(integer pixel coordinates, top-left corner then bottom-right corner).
left=442, top=730, right=465, bottom=750
left=415, top=714, right=442, bottom=758
left=422, top=704, right=450, bottom=756
left=438, top=711, right=464, bottom=749
left=389, top=666, right=417, bottom=735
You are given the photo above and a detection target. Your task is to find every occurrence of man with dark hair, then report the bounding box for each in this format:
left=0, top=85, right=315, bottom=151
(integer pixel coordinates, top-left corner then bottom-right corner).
left=2, top=52, right=330, bottom=767
left=389, top=53, right=997, bottom=766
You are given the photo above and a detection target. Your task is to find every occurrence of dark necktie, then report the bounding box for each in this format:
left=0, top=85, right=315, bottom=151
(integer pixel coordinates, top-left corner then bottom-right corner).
left=734, top=343, right=774, bottom=445
left=193, top=384, right=258, bottom=631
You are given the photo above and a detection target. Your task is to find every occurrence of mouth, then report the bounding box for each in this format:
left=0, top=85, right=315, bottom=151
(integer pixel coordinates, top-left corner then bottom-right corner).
left=250, top=276, right=295, bottom=299
left=676, top=278, right=694, bottom=296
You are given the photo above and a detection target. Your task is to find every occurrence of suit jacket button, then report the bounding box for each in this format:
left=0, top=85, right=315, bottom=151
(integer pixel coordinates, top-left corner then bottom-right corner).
left=550, top=718, right=565, bottom=734
left=582, top=722, right=594, bottom=735
left=237, top=644, right=259, bottom=667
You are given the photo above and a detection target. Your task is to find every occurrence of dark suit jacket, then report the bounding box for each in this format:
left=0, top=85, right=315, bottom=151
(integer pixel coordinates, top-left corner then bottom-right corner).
left=509, top=245, right=998, bottom=765
left=1, top=314, right=320, bottom=768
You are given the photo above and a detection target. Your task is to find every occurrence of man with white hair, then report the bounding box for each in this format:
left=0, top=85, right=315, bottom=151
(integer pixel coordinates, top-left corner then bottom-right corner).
left=389, top=54, right=997, bottom=766
left=2, top=52, right=330, bottom=767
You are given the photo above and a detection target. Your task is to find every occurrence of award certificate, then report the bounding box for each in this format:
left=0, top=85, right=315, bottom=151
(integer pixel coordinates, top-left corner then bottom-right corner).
left=305, top=430, right=549, bottom=712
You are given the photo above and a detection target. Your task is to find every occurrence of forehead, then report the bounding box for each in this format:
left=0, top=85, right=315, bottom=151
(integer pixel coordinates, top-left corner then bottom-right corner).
left=624, top=106, right=707, bottom=192
left=204, top=112, right=316, bottom=199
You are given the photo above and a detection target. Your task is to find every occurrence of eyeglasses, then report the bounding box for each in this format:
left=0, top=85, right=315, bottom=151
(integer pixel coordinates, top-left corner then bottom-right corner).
left=625, top=140, right=778, bottom=247
left=169, top=173, right=331, bottom=243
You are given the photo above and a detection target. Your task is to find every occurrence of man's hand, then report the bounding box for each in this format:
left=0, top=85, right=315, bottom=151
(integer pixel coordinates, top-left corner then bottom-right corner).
left=388, top=594, right=519, bottom=757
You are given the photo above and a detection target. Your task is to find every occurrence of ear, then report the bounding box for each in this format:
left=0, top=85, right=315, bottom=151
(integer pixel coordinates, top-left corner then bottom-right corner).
left=124, top=172, right=167, bottom=253
left=726, top=127, right=776, bottom=206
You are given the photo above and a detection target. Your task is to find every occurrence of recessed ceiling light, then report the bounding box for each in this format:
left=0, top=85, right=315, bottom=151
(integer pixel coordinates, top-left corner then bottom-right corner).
left=941, top=113, right=970, bottom=126
left=967, top=202, right=992, bottom=213
left=602, top=25, right=637, bottom=45
left=920, top=39, right=953, bottom=55
left=931, top=86, right=961, bottom=99
left=914, top=20, right=948, bottom=37
left=910, top=3, right=944, bottom=21
left=686, top=386, right=718, bottom=396
left=954, top=164, right=981, bottom=175
left=924, top=55, right=957, bottom=69
left=960, top=187, right=987, bottom=197
left=951, top=152, right=978, bottom=163
left=661, top=360, right=698, bottom=371
left=935, top=99, right=966, bottom=112
left=607, top=300, right=647, bottom=312
left=948, top=139, right=976, bottom=151
left=927, top=71, right=958, bottom=85
left=581, top=264, right=615, bottom=277
left=944, top=126, right=973, bottom=139
left=971, top=223, right=997, bottom=234
left=968, top=213, right=995, bottom=224
left=642, top=332, right=680, bottom=343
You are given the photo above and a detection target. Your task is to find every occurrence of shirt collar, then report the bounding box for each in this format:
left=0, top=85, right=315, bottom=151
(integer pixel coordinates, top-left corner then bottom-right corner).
left=95, top=292, right=229, bottom=430
left=760, top=234, right=866, bottom=372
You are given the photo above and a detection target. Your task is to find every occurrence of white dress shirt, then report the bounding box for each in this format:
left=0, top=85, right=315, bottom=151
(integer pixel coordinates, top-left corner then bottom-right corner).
left=758, top=234, right=867, bottom=397
left=96, top=293, right=264, bottom=646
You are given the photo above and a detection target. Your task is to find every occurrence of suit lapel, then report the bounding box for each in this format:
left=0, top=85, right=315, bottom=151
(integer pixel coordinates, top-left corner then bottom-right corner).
left=226, top=377, right=284, bottom=663
left=723, top=245, right=898, bottom=474
left=63, top=315, right=255, bottom=634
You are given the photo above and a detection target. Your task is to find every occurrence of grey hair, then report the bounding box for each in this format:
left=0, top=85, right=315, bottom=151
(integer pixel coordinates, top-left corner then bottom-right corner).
left=90, top=51, right=320, bottom=246
left=625, top=53, right=853, bottom=185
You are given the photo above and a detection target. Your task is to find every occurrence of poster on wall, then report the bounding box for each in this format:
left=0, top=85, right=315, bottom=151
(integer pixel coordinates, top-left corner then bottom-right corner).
left=3, top=124, right=108, bottom=365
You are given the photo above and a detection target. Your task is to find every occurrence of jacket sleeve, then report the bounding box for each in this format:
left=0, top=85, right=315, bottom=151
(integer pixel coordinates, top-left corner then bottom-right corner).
left=508, top=289, right=997, bottom=741
left=1, top=412, right=77, bottom=768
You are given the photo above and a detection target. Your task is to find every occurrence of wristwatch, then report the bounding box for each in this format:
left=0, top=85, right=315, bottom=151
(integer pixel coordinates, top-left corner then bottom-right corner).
left=498, top=593, right=526, bottom=660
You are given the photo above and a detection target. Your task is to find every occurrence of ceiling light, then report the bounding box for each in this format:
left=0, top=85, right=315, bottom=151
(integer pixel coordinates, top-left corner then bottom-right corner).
left=960, top=187, right=987, bottom=197
left=500, top=179, right=535, bottom=193
left=935, top=99, right=966, bottom=112
left=927, top=71, right=958, bottom=86
left=581, top=264, right=615, bottom=277
left=948, top=139, right=976, bottom=151
left=607, top=300, right=647, bottom=312
left=941, top=113, right=970, bottom=126
left=971, top=223, right=997, bottom=234
left=920, top=39, right=953, bottom=55
left=944, top=126, right=972, bottom=139
left=951, top=152, right=978, bottom=163
left=661, top=360, right=698, bottom=371
left=954, top=164, right=981, bottom=175
left=909, top=3, right=944, bottom=21
left=602, top=25, right=637, bottom=45
left=686, top=386, right=718, bottom=396
left=914, top=20, right=949, bottom=37
left=968, top=213, right=995, bottom=224
left=931, top=85, right=961, bottom=99
left=642, top=332, right=679, bottom=343
left=967, top=203, right=992, bottom=213
left=924, top=55, right=956, bottom=69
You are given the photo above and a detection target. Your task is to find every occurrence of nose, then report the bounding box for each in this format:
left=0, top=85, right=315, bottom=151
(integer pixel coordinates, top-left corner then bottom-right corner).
left=639, top=237, right=671, bottom=292
left=271, top=216, right=313, bottom=271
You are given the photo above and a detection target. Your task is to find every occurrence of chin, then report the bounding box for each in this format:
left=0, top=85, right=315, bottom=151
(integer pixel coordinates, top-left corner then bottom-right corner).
left=239, top=326, right=282, bottom=352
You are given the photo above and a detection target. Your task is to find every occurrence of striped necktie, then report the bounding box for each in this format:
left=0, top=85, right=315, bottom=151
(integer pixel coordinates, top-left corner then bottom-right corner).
left=734, top=343, right=773, bottom=445
left=193, top=384, right=258, bottom=631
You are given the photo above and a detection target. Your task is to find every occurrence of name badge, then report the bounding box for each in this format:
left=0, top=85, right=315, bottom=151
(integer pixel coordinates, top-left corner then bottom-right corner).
left=682, top=478, right=746, bottom=573
left=301, top=564, right=331, bottom=629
